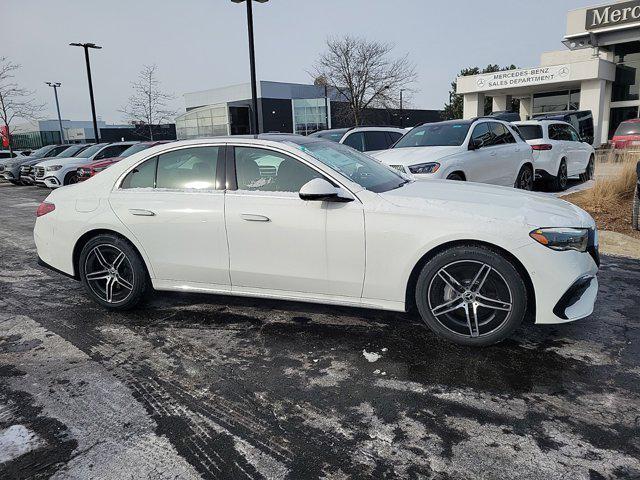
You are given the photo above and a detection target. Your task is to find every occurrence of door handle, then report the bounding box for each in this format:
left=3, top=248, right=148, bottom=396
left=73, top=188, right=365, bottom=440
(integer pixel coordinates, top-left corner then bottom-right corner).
left=489, top=151, right=497, bottom=156
left=129, top=208, right=156, bottom=216
left=241, top=213, right=270, bottom=222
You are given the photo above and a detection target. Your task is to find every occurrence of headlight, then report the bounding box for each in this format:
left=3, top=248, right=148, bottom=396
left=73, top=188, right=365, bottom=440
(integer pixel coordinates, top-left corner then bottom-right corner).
left=46, top=165, right=63, bottom=171
left=529, top=228, right=589, bottom=252
left=408, top=162, right=440, bottom=174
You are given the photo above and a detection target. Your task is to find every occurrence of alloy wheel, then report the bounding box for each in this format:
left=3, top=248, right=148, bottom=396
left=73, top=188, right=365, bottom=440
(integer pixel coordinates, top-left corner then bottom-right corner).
left=84, top=244, right=135, bottom=303
left=518, top=168, right=533, bottom=190
left=427, top=260, right=513, bottom=338
left=559, top=162, right=568, bottom=189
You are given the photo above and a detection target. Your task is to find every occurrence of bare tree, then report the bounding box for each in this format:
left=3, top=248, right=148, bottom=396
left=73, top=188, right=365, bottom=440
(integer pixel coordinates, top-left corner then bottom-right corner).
left=312, top=36, right=417, bottom=126
left=0, top=57, right=44, bottom=155
left=120, top=64, right=176, bottom=140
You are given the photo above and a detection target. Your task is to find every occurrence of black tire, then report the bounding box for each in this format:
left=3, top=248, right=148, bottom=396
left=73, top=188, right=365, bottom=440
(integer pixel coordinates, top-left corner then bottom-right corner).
left=515, top=165, right=534, bottom=191
left=548, top=159, right=568, bottom=192
left=64, top=172, right=78, bottom=186
left=447, top=173, right=464, bottom=181
left=79, top=234, right=149, bottom=310
left=579, top=155, right=595, bottom=182
left=414, top=245, right=527, bottom=347
left=633, top=187, right=639, bottom=231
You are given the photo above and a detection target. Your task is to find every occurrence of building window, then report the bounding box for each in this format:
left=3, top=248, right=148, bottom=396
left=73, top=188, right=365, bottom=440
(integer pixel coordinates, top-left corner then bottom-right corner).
left=612, top=42, right=640, bottom=102
left=175, top=104, right=229, bottom=140
left=532, top=90, right=580, bottom=114
left=292, top=98, right=328, bottom=135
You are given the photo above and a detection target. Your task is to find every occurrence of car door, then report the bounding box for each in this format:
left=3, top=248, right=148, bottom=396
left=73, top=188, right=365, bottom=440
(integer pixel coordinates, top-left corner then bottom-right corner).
left=464, top=122, right=502, bottom=184
left=224, top=145, right=365, bottom=297
left=109, top=145, right=230, bottom=288
left=496, top=123, right=526, bottom=186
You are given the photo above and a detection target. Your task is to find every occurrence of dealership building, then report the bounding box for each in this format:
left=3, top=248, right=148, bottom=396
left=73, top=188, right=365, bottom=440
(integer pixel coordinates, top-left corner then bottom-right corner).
left=457, top=0, right=640, bottom=146
left=175, top=80, right=441, bottom=139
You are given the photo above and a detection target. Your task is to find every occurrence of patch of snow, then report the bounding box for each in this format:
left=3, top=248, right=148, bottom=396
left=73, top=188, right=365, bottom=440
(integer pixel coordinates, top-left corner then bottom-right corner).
left=0, top=425, right=43, bottom=463
left=362, top=349, right=382, bottom=363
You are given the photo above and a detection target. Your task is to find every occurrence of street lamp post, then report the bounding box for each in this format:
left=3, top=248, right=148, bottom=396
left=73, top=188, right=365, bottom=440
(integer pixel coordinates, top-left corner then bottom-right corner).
left=232, top=0, right=268, bottom=134
left=70, top=42, right=102, bottom=142
left=399, top=89, right=405, bottom=128
left=45, top=82, right=65, bottom=143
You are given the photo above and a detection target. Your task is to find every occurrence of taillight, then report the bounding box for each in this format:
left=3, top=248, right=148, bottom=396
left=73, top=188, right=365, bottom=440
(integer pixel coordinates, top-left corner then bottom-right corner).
left=531, top=144, right=553, bottom=151
left=36, top=202, right=55, bottom=217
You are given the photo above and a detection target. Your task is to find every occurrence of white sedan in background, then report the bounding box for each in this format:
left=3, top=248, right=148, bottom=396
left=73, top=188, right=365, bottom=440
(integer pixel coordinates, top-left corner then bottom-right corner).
left=513, top=120, right=595, bottom=191
left=372, top=119, right=535, bottom=190
left=34, top=135, right=598, bottom=346
left=34, top=142, right=137, bottom=188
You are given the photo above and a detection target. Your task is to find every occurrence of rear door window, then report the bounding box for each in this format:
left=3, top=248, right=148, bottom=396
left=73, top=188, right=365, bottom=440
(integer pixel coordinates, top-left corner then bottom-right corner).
left=121, top=157, right=158, bottom=189
left=363, top=131, right=391, bottom=151
left=156, top=147, right=220, bottom=190
left=342, top=132, right=366, bottom=151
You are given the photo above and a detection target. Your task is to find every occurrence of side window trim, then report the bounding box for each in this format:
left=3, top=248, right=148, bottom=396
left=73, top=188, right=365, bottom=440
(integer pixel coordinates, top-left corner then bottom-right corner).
left=118, top=144, right=227, bottom=191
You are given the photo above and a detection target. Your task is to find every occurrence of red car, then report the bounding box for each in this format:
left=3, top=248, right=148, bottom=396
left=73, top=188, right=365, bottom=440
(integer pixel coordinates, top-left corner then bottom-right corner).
left=77, top=141, right=172, bottom=181
left=611, top=118, right=640, bottom=150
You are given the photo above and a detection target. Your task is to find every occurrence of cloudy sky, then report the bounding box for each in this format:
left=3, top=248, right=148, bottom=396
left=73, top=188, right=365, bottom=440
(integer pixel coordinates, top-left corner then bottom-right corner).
left=5, top=0, right=591, bottom=124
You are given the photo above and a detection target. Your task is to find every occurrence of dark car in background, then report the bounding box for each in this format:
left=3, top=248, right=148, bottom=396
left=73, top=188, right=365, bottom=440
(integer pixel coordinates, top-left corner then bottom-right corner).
left=76, top=140, right=172, bottom=181
left=20, top=144, right=94, bottom=185
left=534, top=110, right=594, bottom=146
left=0, top=144, right=73, bottom=185
left=488, top=111, right=521, bottom=122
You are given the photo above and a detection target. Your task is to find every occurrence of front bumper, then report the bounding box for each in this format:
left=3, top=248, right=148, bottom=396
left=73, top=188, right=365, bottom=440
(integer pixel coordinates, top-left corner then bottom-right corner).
left=516, top=238, right=599, bottom=325
left=43, top=176, right=61, bottom=188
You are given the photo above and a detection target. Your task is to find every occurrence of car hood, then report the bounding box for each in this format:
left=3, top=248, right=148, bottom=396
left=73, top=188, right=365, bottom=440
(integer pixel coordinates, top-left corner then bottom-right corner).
left=372, top=146, right=461, bottom=166
left=36, top=157, right=92, bottom=168
left=379, top=179, right=595, bottom=228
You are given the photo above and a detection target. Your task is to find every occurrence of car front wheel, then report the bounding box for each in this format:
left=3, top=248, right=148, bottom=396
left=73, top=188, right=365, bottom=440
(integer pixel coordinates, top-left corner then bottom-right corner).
left=79, top=234, right=149, bottom=310
left=414, top=245, right=527, bottom=346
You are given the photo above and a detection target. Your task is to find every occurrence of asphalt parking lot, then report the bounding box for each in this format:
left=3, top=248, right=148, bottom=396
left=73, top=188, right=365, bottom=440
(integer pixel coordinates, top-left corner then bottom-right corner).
left=1, top=183, right=639, bottom=480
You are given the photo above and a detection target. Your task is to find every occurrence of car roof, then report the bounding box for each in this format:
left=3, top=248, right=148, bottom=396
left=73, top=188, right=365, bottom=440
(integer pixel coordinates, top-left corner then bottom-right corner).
left=514, top=120, right=572, bottom=126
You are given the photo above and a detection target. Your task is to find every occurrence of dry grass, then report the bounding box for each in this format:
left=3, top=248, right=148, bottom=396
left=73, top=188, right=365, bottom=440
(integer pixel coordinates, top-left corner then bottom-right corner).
left=565, top=151, right=639, bottom=239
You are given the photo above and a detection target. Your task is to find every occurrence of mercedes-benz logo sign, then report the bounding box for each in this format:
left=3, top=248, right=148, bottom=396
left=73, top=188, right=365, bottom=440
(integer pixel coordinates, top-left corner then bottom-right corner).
left=476, top=78, right=485, bottom=88
left=558, top=67, right=569, bottom=78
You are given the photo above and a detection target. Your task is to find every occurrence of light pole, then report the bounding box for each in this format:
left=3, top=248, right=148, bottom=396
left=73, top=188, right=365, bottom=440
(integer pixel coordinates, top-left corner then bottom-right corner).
left=70, top=42, right=102, bottom=142
left=232, top=0, right=268, bottom=134
left=45, top=82, right=65, bottom=143
left=399, top=89, right=405, bottom=128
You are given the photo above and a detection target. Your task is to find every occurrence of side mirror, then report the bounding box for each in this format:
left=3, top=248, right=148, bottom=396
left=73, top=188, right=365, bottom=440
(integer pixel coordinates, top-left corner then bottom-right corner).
left=299, top=178, right=354, bottom=203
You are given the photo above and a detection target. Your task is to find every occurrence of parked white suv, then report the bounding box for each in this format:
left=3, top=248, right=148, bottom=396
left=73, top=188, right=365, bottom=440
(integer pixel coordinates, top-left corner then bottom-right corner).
left=513, top=120, right=595, bottom=191
left=372, top=119, right=535, bottom=190
left=309, top=126, right=405, bottom=153
left=34, top=142, right=137, bottom=188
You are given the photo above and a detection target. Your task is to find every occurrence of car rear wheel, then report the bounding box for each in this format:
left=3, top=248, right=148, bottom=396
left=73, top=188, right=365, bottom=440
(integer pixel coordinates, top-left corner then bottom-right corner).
left=79, top=234, right=149, bottom=310
left=633, top=187, right=639, bottom=231
left=580, top=156, right=595, bottom=182
left=414, top=245, right=527, bottom=346
left=515, top=165, right=534, bottom=191
left=549, top=159, right=568, bottom=192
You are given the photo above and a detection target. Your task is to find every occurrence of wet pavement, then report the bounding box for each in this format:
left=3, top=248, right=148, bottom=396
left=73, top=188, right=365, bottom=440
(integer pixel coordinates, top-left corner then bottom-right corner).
left=0, top=182, right=639, bottom=480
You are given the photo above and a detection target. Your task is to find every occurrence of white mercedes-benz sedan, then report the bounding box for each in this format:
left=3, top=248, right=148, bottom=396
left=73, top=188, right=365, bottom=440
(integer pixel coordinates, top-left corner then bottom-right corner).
left=34, top=135, right=599, bottom=346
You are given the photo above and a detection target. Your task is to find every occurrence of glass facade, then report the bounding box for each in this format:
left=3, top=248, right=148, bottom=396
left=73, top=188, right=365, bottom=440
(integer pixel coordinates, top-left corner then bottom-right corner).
left=611, top=42, right=640, bottom=102
left=532, top=90, right=580, bottom=114
left=175, top=104, right=229, bottom=140
left=292, top=98, right=328, bottom=135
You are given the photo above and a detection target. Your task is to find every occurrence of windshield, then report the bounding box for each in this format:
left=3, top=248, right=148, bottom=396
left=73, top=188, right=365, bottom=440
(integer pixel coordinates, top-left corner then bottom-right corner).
left=119, top=143, right=152, bottom=157
left=28, top=146, right=54, bottom=158
left=55, top=145, right=83, bottom=157
left=309, top=129, right=349, bottom=143
left=75, top=144, right=106, bottom=159
left=286, top=139, right=407, bottom=193
left=394, top=122, right=471, bottom=148
left=614, top=121, right=640, bottom=136
left=517, top=125, right=543, bottom=140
